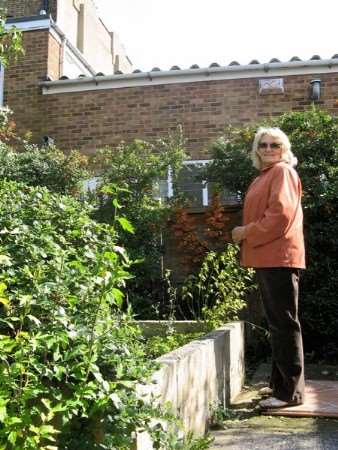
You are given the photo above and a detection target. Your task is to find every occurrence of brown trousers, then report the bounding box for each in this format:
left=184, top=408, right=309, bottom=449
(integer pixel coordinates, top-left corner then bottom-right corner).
left=256, top=267, right=305, bottom=404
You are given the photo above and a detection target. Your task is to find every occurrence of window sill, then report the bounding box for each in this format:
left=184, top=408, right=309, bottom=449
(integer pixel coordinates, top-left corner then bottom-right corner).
left=184, top=203, right=242, bottom=214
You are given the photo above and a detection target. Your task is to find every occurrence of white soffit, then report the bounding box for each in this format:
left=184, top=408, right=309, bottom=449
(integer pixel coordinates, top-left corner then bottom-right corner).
left=5, top=18, right=51, bottom=31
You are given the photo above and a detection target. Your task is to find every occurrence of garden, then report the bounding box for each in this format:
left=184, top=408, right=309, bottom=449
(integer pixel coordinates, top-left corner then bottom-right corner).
left=1, top=102, right=337, bottom=449
left=1, top=20, right=338, bottom=450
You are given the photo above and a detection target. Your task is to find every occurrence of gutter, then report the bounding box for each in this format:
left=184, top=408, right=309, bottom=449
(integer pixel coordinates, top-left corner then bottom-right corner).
left=39, top=57, right=338, bottom=94
left=50, top=20, right=96, bottom=76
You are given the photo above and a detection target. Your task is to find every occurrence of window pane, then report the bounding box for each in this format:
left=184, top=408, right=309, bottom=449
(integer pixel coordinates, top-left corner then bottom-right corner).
left=177, top=165, right=204, bottom=207
left=208, top=182, right=240, bottom=205
left=153, top=179, right=168, bottom=201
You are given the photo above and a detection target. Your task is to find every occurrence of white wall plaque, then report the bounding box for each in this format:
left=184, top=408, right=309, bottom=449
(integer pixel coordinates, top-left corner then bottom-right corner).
left=259, top=78, right=284, bottom=94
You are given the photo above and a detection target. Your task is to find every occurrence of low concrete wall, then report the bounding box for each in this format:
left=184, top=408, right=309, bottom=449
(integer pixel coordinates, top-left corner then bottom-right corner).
left=137, top=320, right=210, bottom=337
left=137, top=321, right=245, bottom=449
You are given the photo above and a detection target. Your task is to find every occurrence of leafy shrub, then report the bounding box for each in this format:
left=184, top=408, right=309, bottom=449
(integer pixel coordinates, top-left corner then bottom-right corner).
left=180, top=245, right=256, bottom=330
left=93, top=131, right=187, bottom=318
left=0, top=107, right=18, bottom=143
left=0, top=15, right=24, bottom=67
left=204, top=108, right=338, bottom=357
left=0, top=180, right=184, bottom=449
left=0, top=141, right=89, bottom=195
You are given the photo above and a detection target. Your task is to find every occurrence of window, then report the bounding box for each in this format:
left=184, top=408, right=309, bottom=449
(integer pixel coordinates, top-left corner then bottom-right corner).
left=82, top=176, right=101, bottom=193
left=159, top=160, right=240, bottom=208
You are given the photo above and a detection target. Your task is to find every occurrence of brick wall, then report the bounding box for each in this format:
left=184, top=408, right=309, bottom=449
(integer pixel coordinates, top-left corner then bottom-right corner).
left=4, top=28, right=338, bottom=157
left=4, top=29, right=59, bottom=142
left=3, top=26, right=338, bottom=281
left=47, top=32, right=61, bottom=81
left=0, top=0, right=57, bottom=19
left=40, top=72, right=338, bottom=158
left=165, top=206, right=242, bottom=281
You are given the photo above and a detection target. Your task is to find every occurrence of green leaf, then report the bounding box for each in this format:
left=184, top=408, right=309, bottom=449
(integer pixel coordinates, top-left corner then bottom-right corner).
left=27, top=314, right=41, bottom=326
left=0, top=297, right=9, bottom=307
left=8, top=431, right=17, bottom=446
left=117, top=217, right=135, bottom=233
left=0, top=405, right=7, bottom=422
left=112, top=288, right=124, bottom=307
left=0, top=255, right=11, bottom=266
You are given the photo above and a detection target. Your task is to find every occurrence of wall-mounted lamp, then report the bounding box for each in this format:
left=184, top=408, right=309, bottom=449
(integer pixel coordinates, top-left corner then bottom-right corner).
left=310, top=79, right=321, bottom=101
left=42, top=135, right=54, bottom=146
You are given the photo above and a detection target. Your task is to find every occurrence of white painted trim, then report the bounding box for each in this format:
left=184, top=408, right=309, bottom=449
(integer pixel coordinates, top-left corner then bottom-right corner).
left=51, top=22, right=96, bottom=76
left=183, top=159, right=211, bottom=165
left=167, top=167, right=174, bottom=198
left=5, top=18, right=51, bottom=31
left=167, top=160, right=211, bottom=205
left=40, top=58, right=338, bottom=94
left=49, top=25, right=63, bottom=45
left=202, top=182, right=208, bottom=206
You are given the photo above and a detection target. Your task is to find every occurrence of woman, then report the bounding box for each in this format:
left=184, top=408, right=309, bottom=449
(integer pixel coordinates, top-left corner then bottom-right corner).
left=232, top=127, right=305, bottom=409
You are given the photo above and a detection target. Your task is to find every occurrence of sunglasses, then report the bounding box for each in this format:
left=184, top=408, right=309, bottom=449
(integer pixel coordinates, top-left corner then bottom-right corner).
left=258, top=142, right=282, bottom=150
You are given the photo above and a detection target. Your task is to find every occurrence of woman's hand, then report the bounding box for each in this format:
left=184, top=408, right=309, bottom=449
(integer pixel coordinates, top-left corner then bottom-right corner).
left=232, top=226, right=246, bottom=244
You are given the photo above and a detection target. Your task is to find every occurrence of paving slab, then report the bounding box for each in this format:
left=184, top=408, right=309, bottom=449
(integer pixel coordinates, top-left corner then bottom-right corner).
left=208, top=363, right=338, bottom=450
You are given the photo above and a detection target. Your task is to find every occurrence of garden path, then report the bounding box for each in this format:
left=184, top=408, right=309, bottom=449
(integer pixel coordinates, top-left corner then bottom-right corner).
left=209, top=363, right=338, bottom=449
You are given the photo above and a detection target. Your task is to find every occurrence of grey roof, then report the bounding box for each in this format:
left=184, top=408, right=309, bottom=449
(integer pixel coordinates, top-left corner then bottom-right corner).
left=61, top=55, right=338, bottom=80
left=38, top=54, right=338, bottom=95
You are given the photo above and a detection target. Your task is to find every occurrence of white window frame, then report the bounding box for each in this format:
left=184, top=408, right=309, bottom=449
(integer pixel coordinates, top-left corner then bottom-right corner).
left=167, top=159, right=211, bottom=207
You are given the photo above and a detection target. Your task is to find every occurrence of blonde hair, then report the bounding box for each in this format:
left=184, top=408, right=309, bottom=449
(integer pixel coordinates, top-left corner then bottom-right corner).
left=251, top=127, right=297, bottom=170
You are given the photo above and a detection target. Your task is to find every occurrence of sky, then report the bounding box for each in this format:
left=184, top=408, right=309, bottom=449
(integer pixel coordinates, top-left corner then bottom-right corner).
left=95, top=0, right=338, bottom=72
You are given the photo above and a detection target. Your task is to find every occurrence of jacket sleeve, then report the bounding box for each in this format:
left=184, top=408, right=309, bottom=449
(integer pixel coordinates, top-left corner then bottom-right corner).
left=244, top=166, right=301, bottom=248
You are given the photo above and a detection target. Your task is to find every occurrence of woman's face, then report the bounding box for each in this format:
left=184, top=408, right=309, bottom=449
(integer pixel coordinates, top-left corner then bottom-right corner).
left=256, top=134, right=283, bottom=167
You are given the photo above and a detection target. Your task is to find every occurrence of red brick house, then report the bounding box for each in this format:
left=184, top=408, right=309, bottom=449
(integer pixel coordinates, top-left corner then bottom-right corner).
left=1, top=1, right=338, bottom=277
left=2, top=1, right=338, bottom=158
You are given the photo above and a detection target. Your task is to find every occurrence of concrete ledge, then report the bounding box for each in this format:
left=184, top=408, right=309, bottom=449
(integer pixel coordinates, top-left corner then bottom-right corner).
left=137, top=321, right=245, bottom=448
left=137, top=320, right=210, bottom=337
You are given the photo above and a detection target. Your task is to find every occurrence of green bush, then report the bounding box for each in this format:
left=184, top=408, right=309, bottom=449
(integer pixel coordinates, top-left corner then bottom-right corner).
left=93, top=131, right=187, bottom=318
left=0, top=15, right=24, bottom=67
left=204, top=108, right=338, bottom=357
left=0, top=141, right=89, bottom=195
left=0, top=180, right=184, bottom=449
left=180, top=245, right=256, bottom=330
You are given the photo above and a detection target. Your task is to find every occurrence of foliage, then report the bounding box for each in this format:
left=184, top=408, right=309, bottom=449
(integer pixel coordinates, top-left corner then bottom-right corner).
left=0, top=180, right=202, bottom=449
left=169, top=193, right=235, bottom=273
left=145, top=332, right=205, bottom=359
left=0, top=106, right=19, bottom=144
left=169, top=204, right=209, bottom=268
left=180, top=245, right=256, bottom=330
left=203, top=125, right=257, bottom=201
left=93, top=129, right=187, bottom=318
left=0, top=139, right=89, bottom=195
left=203, top=108, right=338, bottom=355
left=0, top=15, right=24, bottom=67
left=175, top=433, right=213, bottom=450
